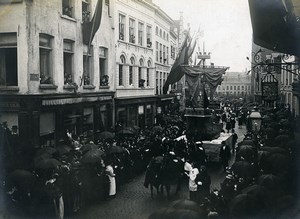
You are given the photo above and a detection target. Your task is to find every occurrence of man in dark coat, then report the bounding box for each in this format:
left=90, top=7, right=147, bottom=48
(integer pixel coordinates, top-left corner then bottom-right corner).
left=219, top=141, right=231, bottom=172
left=231, top=129, right=238, bottom=154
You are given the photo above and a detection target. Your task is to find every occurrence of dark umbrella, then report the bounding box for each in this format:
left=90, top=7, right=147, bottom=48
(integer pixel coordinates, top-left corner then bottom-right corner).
left=153, top=156, right=164, bottom=164
left=169, top=199, right=204, bottom=215
left=34, top=158, right=61, bottom=169
left=229, top=194, right=259, bottom=216
left=274, top=135, right=289, bottom=148
left=9, top=169, right=36, bottom=190
left=36, top=147, right=57, bottom=156
left=81, top=149, right=104, bottom=163
left=231, top=161, right=255, bottom=178
left=238, top=139, right=255, bottom=147
left=98, top=131, right=115, bottom=140
left=260, top=147, right=287, bottom=154
left=242, top=184, right=270, bottom=207
left=81, top=143, right=98, bottom=152
left=117, top=127, right=135, bottom=135
left=152, top=125, right=163, bottom=132
left=257, top=174, right=282, bottom=191
left=131, top=125, right=140, bottom=131
left=264, top=153, right=289, bottom=174
left=236, top=145, right=256, bottom=162
left=106, top=145, right=126, bottom=154
left=57, top=145, right=72, bottom=155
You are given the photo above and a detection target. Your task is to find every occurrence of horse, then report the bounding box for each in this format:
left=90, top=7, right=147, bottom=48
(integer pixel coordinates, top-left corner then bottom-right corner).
left=144, top=155, right=184, bottom=200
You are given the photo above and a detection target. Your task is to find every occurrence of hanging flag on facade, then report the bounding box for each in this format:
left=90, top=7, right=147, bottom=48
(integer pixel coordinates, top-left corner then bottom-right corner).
left=82, top=0, right=103, bottom=45
left=163, top=29, right=190, bottom=94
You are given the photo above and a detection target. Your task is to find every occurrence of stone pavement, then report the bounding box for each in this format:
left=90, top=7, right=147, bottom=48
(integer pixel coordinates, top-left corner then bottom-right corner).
left=1, top=126, right=247, bottom=219
left=69, top=125, right=247, bottom=219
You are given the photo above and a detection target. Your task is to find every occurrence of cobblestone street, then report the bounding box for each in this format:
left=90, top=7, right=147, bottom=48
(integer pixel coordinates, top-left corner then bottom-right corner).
left=68, top=125, right=247, bottom=219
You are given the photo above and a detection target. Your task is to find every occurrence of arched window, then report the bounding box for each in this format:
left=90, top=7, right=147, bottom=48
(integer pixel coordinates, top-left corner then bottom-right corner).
left=163, top=31, right=165, bottom=39
left=129, top=57, right=135, bottom=85
left=138, top=59, right=144, bottom=87
left=119, top=55, right=126, bottom=86
left=146, top=60, right=151, bottom=87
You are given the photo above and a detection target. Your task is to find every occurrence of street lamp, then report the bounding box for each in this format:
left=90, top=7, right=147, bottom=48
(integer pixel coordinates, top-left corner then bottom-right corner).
left=248, top=107, right=262, bottom=133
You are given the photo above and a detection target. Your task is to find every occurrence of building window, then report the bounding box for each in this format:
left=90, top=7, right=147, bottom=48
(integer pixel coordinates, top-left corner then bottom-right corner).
left=62, top=0, right=73, bottom=17
left=99, top=47, right=108, bottom=86
left=171, top=45, right=175, bottom=59
left=166, top=33, right=169, bottom=41
left=159, top=43, right=162, bottom=63
left=230, top=86, right=232, bottom=90
left=0, top=33, right=18, bottom=87
left=147, top=60, right=151, bottom=87
left=139, top=59, right=144, bottom=87
left=163, top=31, right=165, bottom=39
left=138, top=22, right=144, bottom=46
left=237, top=85, right=240, bottom=90
left=159, top=29, right=162, bottom=37
left=156, top=42, right=158, bottom=62
left=63, top=40, right=74, bottom=85
left=129, top=18, right=136, bottom=43
left=129, top=57, right=134, bottom=86
left=234, top=86, right=236, bottom=90
left=119, top=14, right=125, bottom=40
left=83, top=46, right=93, bottom=85
left=163, top=45, right=166, bottom=64
left=146, top=25, right=152, bottom=48
left=156, top=26, right=158, bottom=35
left=39, top=34, right=53, bottom=84
left=82, top=0, right=91, bottom=22
left=119, top=55, right=125, bottom=86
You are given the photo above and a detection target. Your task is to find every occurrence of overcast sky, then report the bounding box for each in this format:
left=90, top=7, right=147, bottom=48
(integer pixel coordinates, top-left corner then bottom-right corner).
left=153, top=0, right=253, bottom=73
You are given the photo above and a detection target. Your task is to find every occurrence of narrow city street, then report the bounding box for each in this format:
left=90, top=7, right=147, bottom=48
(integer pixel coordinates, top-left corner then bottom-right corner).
left=68, top=126, right=246, bottom=219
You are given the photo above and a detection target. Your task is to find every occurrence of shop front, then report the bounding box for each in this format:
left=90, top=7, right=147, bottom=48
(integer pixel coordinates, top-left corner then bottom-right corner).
left=115, top=96, right=157, bottom=129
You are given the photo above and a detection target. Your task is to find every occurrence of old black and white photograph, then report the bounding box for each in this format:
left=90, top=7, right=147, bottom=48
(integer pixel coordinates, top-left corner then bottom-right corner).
left=0, top=0, right=300, bottom=218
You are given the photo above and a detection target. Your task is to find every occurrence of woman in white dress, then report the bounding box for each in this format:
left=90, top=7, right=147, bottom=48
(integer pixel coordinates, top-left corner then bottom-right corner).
left=105, top=159, right=116, bottom=197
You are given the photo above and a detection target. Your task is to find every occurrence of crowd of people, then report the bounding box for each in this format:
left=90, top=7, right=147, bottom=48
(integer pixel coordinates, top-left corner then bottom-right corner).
left=1, top=102, right=299, bottom=219
left=149, top=104, right=300, bottom=219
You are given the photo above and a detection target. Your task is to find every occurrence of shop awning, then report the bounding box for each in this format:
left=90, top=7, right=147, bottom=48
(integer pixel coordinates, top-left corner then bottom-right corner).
left=249, top=0, right=300, bottom=56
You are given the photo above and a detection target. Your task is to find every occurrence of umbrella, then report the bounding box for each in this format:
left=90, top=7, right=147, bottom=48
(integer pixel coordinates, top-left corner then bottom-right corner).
left=169, top=199, right=204, bottom=215
left=81, top=143, right=98, bottom=152
left=36, top=147, right=57, bottom=156
left=117, top=127, right=135, bottom=135
left=238, top=139, right=255, bottom=147
left=57, top=145, right=72, bottom=155
left=34, top=158, right=61, bottom=169
left=257, top=174, right=282, bottom=190
left=131, top=125, right=140, bottom=131
left=81, top=149, right=104, bottom=163
left=106, top=145, right=126, bottom=154
left=274, top=135, right=289, bottom=148
left=242, top=184, right=270, bottom=207
left=264, top=153, right=289, bottom=174
left=236, top=145, right=256, bottom=162
left=148, top=207, right=176, bottom=219
left=152, top=125, right=163, bottom=132
left=229, top=194, right=259, bottom=216
left=98, top=131, right=115, bottom=140
left=260, top=147, right=287, bottom=154
left=9, top=169, right=36, bottom=190
left=231, top=161, right=255, bottom=178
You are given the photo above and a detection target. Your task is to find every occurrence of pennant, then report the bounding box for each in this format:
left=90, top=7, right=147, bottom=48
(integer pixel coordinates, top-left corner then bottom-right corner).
left=82, top=0, right=103, bottom=45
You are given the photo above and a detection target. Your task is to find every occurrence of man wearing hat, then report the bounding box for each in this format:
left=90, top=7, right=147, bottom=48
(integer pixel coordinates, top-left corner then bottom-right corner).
left=219, top=141, right=231, bottom=172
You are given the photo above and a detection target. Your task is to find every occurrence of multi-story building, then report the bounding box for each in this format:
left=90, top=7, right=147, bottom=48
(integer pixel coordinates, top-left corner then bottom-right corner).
left=280, top=55, right=300, bottom=116
left=216, top=72, right=251, bottom=97
left=114, top=0, right=176, bottom=127
left=0, top=0, right=115, bottom=147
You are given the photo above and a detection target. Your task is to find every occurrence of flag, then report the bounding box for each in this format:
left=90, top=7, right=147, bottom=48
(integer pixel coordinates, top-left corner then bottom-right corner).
left=82, top=0, right=103, bottom=45
left=162, top=29, right=190, bottom=94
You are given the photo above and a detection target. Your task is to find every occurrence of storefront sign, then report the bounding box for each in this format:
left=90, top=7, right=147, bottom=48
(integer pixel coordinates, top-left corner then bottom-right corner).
left=42, top=96, right=112, bottom=106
